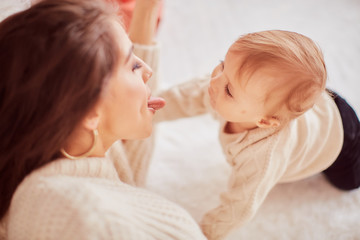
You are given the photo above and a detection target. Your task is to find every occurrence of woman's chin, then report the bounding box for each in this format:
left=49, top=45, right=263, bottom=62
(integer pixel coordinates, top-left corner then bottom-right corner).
left=135, top=126, right=153, bottom=139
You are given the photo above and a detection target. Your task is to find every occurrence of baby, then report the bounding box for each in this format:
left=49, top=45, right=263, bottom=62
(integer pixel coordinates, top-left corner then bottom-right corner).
left=155, top=30, right=360, bottom=240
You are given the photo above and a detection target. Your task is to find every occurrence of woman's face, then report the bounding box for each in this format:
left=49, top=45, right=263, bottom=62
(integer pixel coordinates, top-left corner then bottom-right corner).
left=97, top=22, right=158, bottom=146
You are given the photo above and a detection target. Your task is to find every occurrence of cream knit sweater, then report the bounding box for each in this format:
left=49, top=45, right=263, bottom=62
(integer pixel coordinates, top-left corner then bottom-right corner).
left=0, top=45, right=206, bottom=240
left=4, top=157, right=206, bottom=240
left=156, top=77, right=344, bottom=240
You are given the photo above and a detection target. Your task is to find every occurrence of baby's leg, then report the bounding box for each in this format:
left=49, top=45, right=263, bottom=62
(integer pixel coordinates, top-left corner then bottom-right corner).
left=323, top=91, right=360, bottom=190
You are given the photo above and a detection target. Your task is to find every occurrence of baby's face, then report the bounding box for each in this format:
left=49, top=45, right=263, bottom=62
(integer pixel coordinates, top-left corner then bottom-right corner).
left=208, top=50, right=284, bottom=125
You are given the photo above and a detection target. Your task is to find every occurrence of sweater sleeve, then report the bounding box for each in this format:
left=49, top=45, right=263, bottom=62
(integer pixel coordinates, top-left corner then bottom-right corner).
left=200, top=130, right=287, bottom=240
left=154, top=76, right=213, bottom=122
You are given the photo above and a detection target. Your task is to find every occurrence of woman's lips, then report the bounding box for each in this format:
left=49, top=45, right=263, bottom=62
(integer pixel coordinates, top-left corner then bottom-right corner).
left=147, top=97, right=166, bottom=113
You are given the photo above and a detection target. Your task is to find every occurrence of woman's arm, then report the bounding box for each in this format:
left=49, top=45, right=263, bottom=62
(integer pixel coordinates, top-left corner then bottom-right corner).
left=128, top=0, right=161, bottom=45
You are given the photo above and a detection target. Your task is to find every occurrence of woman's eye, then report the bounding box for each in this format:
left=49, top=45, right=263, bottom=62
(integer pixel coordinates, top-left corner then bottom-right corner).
left=132, top=62, right=142, bottom=71
left=225, top=84, right=232, bottom=97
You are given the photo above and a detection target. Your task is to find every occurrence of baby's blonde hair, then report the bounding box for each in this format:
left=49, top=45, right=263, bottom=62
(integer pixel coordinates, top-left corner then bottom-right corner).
left=230, top=30, right=327, bottom=121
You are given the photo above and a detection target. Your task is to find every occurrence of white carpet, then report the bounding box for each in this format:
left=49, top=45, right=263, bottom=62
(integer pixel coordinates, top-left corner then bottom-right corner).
left=147, top=0, right=360, bottom=239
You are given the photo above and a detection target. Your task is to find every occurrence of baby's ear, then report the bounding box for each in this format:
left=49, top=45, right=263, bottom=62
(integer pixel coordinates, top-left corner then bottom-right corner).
left=256, top=116, right=280, bottom=128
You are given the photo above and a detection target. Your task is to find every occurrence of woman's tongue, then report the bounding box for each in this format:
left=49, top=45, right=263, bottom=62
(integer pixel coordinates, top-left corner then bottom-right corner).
left=148, top=97, right=166, bottom=111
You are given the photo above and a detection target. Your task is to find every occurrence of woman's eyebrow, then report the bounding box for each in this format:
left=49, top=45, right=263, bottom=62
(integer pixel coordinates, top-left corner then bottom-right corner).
left=125, top=45, right=134, bottom=64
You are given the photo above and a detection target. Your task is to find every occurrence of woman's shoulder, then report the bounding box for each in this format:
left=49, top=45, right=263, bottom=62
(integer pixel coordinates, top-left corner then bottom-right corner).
left=7, top=173, right=111, bottom=239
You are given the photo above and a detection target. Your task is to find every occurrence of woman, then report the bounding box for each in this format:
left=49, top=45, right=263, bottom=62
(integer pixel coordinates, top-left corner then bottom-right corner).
left=0, top=0, right=206, bottom=239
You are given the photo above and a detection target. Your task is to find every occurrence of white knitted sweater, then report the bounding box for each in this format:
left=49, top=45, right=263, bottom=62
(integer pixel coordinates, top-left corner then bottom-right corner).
left=3, top=157, right=206, bottom=240
left=0, top=44, right=206, bottom=240
left=155, top=77, right=344, bottom=240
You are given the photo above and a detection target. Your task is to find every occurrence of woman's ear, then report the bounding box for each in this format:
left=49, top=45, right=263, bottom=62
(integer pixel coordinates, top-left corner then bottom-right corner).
left=82, top=107, right=100, bottom=131
left=256, top=116, right=280, bottom=128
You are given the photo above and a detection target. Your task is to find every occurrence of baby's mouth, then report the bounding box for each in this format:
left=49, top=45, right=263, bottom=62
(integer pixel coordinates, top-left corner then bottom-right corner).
left=148, top=97, right=166, bottom=111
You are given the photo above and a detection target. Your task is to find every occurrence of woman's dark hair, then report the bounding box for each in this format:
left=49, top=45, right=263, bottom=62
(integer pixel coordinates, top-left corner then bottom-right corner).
left=0, top=0, right=121, bottom=219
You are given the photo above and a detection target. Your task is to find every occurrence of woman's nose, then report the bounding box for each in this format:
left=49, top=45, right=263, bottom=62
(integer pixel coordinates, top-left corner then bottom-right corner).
left=142, top=63, right=153, bottom=83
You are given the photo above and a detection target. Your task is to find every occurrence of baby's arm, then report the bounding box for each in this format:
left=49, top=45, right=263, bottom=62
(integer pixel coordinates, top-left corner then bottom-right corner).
left=200, top=137, right=287, bottom=240
left=154, top=76, right=213, bottom=122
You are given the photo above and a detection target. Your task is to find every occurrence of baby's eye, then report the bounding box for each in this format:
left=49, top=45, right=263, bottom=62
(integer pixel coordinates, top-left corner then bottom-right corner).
left=132, top=62, right=142, bottom=71
left=225, top=84, right=232, bottom=97
left=220, top=60, right=224, bottom=70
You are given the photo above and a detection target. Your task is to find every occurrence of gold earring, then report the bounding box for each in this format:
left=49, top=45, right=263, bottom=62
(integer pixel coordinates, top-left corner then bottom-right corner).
left=60, top=129, right=98, bottom=160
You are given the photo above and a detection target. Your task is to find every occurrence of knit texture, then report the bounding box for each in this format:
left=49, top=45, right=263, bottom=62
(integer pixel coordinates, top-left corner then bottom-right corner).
left=5, top=157, right=206, bottom=240
left=156, top=77, right=344, bottom=240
